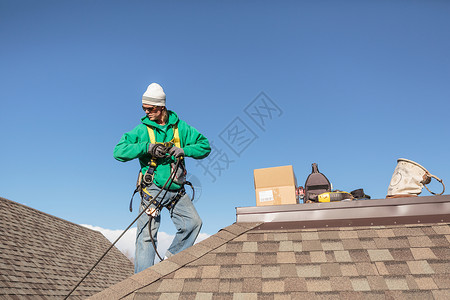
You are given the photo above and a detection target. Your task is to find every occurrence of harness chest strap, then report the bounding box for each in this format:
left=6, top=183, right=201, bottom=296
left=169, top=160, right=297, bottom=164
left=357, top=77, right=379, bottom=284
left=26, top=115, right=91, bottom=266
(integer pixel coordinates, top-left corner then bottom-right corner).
left=146, top=124, right=181, bottom=148
left=147, top=125, right=156, bottom=144
left=172, top=125, right=181, bottom=148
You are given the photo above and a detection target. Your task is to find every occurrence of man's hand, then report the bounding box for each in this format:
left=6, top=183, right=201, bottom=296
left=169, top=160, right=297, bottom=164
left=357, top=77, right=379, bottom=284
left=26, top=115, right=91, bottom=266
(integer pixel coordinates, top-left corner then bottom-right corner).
left=148, top=143, right=168, bottom=158
left=168, top=146, right=184, bottom=158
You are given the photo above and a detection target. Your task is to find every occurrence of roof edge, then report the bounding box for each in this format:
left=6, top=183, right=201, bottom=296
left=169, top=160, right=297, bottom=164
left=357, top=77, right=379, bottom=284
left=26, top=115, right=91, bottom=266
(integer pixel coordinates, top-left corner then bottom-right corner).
left=87, top=222, right=262, bottom=300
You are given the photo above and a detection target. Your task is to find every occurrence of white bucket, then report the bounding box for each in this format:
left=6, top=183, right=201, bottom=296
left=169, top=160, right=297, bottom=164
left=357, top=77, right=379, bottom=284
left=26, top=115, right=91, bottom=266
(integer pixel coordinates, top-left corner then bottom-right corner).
left=387, top=158, right=445, bottom=198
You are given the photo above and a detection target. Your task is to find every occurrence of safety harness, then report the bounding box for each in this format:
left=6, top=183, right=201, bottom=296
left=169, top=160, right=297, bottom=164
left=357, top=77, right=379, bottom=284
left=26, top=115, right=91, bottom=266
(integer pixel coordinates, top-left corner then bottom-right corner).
left=142, top=121, right=185, bottom=211
left=129, top=123, right=186, bottom=212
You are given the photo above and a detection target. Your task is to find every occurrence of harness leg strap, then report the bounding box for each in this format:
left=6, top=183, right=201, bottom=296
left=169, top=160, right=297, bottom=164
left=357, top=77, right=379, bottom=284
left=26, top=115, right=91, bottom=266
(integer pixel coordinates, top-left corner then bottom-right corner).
left=165, top=188, right=186, bottom=211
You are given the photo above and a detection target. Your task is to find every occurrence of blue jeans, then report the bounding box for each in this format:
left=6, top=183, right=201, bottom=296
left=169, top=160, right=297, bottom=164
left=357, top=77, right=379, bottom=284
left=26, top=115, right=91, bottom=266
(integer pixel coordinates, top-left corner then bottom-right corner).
left=134, top=184, right=202, bottom=273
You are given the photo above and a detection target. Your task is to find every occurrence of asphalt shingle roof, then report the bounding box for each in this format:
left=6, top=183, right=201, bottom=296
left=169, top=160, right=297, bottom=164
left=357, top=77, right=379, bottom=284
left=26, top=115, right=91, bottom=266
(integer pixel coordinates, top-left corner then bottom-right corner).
left=0, top=197, right=134, bottom=299
left=90, top=196, right=450, bottom=300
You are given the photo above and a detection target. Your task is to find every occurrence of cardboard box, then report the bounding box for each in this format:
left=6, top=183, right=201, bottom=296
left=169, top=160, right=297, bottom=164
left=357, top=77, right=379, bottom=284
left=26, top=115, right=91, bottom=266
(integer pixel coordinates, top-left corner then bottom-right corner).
left=254, top=165, right=298, bottom=206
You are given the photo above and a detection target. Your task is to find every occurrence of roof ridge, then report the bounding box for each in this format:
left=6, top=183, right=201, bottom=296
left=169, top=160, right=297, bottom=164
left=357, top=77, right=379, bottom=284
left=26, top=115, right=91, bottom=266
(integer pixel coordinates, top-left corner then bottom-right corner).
left=87, top=222, right=263, bottom=299
left=0, top=196, right=101, bottom=234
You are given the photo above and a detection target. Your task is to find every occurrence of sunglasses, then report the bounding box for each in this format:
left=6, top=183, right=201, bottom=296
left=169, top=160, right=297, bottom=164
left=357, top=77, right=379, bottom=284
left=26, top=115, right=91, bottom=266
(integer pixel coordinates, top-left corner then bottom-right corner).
left=142, top=106, right=160, bottom=112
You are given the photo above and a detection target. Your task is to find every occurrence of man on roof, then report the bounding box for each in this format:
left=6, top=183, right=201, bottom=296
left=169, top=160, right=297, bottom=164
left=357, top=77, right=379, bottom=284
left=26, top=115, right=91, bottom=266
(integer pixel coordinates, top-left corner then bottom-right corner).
left=114, top=83, right=211, bottom=273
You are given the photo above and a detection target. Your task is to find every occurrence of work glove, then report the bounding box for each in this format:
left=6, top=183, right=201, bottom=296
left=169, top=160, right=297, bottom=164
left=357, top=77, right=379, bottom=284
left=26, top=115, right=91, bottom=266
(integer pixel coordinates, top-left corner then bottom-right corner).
left=148, top=143, right=168, bottom=158
left=168, top=146, right=184, bottom=158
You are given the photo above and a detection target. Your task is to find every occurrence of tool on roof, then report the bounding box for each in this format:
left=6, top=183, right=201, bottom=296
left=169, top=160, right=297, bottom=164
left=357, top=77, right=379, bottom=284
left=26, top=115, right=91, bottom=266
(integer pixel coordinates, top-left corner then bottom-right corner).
left=304, top=163, right=371, bottom=203
left=387, top=158, right=445, bottom=198
left=316, top=188, right=371, bottom=202
left=317, top=191, right=353, bottom=202
left=304, top=163, right=331, bottom=203
left=350, top=188, right=371, bottom=200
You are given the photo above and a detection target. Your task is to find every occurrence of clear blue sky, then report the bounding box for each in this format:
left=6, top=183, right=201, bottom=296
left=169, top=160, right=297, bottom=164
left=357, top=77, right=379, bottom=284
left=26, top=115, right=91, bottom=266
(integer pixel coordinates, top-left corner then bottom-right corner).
left=1, top=0, right=449, bottom=239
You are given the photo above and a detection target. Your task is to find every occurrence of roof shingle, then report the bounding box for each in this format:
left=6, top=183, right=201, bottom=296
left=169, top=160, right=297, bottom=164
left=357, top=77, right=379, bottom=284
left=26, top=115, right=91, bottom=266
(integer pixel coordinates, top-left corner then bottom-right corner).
left=90, top=196, right=450, bottom=299
left=0, top=197, right=134, bottom=299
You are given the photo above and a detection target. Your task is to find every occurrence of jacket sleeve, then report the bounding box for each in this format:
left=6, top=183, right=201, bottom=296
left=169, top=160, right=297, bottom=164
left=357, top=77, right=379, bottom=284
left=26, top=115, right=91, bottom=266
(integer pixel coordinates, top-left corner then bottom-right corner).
left=180, top=121, right=211, bottom=159
left=113, top=125, right=149, bottom=162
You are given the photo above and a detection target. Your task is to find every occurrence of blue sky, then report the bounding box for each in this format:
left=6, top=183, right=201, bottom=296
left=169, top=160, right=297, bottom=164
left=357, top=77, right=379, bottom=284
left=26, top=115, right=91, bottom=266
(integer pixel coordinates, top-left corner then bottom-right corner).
left=1, top=1, right=449, bottom=257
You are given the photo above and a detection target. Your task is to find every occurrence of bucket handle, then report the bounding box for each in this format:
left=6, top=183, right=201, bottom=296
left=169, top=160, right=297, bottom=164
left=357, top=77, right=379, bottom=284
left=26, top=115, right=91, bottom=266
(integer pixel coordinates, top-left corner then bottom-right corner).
left=422, top=173, right=445, bottom=195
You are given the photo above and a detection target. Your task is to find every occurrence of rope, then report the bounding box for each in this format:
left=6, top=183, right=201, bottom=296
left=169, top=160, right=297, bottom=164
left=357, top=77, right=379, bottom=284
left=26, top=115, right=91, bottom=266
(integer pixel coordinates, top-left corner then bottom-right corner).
left=64, top=158, right=182, bottom=299
left=147, top=158, right=181, bottom=262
